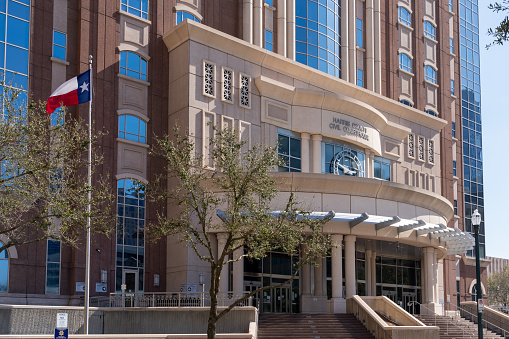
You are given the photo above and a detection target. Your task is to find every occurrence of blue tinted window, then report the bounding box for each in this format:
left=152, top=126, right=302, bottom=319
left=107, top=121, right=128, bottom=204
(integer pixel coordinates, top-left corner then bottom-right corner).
left=0, top=246, right=7, bottom=292
left=176, top=11, right=200, bottom=24
left=8, top=0, right=29, bottom=20
left=374, top=157, right=391, bottom=181
left=424, top=21, right=436, bottom=40
left=46, top=240, right=61, bottom=294
left=6, top=16, right=28, bottom=48
left=425, top=65, right=437, bottom=84
left=278, top=132, right=301, bottom=172
left=116, top=179, right=145, bottom=292
left=53, top=31, right=66, bottom=60
left=265, top=30, right=273, bottom=51
left=426, top=110, right=437, bottom=117
left=296, top=0, right=341, bottom=77
left=265, top=0, right=273, bottom=6
left=450, top=38, right=454, bottom=53
left=398, top=7, right=411, bottom=26
left=356, top=18, right=363, bottom=48
left=119, top=51, right=148, bottom=81
left=400, top=100, right=412, bottom=107
left=119, top=114, right=147, bottom=143
left=399, top=53, right=412, bottom=73
left=121, top=0, right=148, bottom=19
left=357, top=68, right=363, bottom=87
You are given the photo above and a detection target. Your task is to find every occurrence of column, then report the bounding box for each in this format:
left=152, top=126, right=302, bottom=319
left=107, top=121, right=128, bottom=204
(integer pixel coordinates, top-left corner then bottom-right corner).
left=371, top=251, right=377, bottom=295
left=287, top=0, right=295, bottom=60
left=217, top=233, right=229, bottom=293
left=344, top=235, right=356, bottom=298
left=311, top=134, right=322, bottom=174
left=341, top=0, right=349, bottom=81
left=331, top=235, right=344, bottom=299
left=233, top=246, right=244, bottom=292
left=374, top=0, right=382, bottom=94
left=425, top=247, right=435, bottom=303
left=301, top=133, right=310, bottom=173
left=348, top=0, right=357, bottom=84
left=314, top=259, right=323, bottom=296
left=253, top=0, right=263, bottom=47
left=364, top=150, right=371, bottom=178
left=301, top=244, right=311, bottom=295
left=366, top=0, right=375, bottom=91
left=369, top=152, right=375, bottom=178
left=433, top=249, right=438, bottom=304
left=243, top=0, right=253, bottom=44
left=277, top=0, right=287, bottom=57
left=366, top=249, right=372, bottom=296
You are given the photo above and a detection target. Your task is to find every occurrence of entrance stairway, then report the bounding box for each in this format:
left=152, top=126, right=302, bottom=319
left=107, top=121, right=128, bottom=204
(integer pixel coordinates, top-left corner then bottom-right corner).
left=416, top=314, right=505, bottom=338
left=257, top=313, right=375, bottom=339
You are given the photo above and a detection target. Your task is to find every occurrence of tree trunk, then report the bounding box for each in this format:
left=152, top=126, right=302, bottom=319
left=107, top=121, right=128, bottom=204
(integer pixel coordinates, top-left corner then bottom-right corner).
left=207, top=296, right=218, bottom=339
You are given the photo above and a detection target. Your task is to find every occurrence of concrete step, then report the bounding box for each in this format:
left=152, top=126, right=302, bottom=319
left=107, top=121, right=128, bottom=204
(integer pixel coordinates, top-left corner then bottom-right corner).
left=258, top=314, right=375, bottom=339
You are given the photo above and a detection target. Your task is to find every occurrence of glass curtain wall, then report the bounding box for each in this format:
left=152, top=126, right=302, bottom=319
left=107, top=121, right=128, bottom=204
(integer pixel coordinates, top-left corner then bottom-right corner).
left=0, top=0, right=30, bottom=109
left=295, top=0, right=341, bottom=77
left=459, top=0, right=484, bottom=258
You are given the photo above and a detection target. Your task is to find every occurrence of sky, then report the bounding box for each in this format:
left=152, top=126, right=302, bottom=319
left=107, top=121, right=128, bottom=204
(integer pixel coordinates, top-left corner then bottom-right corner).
left=479, top=3, right=509, bottom=258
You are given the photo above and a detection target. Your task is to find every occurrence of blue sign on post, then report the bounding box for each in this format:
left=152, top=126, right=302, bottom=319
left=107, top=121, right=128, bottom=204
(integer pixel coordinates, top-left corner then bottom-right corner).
left=54, top=328, right=68, bottom=339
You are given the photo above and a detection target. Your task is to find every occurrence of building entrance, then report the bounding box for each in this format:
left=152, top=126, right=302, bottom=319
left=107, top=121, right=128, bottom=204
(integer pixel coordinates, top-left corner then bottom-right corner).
left=244, top=250, right=299, bottom=313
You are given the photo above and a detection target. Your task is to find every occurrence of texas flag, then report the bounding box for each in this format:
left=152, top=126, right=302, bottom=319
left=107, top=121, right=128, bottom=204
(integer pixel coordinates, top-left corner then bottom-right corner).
left=46, top=70, right=91, bottom=114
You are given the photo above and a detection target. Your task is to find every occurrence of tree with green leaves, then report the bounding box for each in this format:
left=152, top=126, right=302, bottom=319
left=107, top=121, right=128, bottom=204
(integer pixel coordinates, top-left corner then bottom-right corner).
left=147, top=126, right=333, bottom=339
left=0, top=89, right=114, bottom=254
left=487, top=2, right=509, bottom=48
left=488, top=266, right=509, bottom=306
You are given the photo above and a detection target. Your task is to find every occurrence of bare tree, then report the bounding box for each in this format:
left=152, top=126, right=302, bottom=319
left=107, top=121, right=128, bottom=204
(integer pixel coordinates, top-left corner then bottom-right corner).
left=147, top=126, right=333, bottom=339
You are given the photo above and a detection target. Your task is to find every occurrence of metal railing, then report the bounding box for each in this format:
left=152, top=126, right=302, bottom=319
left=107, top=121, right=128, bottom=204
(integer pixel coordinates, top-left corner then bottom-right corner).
left=414, top=301, right=475, bottom=338
left=86, top=292, right=253, bottom=308
left=457, top=302, right=509, bottom=337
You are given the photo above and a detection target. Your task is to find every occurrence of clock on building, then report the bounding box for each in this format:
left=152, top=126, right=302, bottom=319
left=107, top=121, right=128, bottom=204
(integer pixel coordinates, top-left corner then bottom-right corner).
left=331, top=150, right=364, bottom=177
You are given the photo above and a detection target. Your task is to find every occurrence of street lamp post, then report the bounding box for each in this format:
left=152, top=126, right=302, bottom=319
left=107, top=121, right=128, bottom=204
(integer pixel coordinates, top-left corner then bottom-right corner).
left=472, top=209, right=483, bottom=339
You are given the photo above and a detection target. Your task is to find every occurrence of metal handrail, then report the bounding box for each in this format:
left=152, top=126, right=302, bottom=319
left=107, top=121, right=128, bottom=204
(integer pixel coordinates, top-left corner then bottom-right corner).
left=415, top=301, right=475, bottom=338
left=85, top=291, right=253, bottom=308
left=451, top=302, right=509, bottom=337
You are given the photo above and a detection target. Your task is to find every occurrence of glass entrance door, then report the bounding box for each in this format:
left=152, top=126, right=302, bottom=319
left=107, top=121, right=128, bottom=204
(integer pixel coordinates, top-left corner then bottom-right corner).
left=273, top=286, right=291, bottom=313
left=403, top=291, right=417, bottom=314
left=123, top=270, right=138, bottom=293
left=244, top=281, right=262, bottom=309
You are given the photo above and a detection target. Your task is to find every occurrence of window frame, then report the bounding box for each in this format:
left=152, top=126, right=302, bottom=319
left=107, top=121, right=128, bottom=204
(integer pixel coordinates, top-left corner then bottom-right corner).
left=399, top=53, right=412, bottom=73
left=356, top=18, right=363, bottom=48
left=118, top=114, right=147, bottom=144
left=398, top=7, right=411, bottom=27
left=374, top=157, right=391, bottom=181
left=0, top=245, right=8, bottom=292
left=423, top=21, right=436, bottom=40
left=277, top=129, right=302, bottom=173
left=52, top=30, right=66, bottom=61
left=424, top=65, right=437, bottom=84
left=121, top=0, right=149, bottom=20
left=265, top=29, right=273, bottom=52
left=357, top=68, right=364, bottom=87
left=176, top=11, right=200, bottom=24
left=119, top=51, right=148, bottom=81
left=46, top=239, right=61, bottom=295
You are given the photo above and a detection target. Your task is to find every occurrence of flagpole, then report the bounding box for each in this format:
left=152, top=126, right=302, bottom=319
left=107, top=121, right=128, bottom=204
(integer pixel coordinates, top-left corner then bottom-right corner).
left=84, top=55, right=93, bottom=335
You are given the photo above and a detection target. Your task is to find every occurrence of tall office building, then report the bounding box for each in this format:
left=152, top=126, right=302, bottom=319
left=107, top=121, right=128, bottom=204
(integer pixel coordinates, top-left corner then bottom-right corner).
left=0, top=0, right=486, bottom=313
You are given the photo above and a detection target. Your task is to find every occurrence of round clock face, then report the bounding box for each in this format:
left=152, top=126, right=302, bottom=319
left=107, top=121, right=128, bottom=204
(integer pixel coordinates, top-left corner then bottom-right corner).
left=331, top=150, right=364, bottom=177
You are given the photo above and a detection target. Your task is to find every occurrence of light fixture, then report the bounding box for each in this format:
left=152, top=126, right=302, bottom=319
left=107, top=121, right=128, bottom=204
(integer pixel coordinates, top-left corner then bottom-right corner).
left=199, top=273, right=205, bottom=285
left=154, top=274, right=160, bottom=287
left=471, top=209, right=483, bottom=339
left=100, top=270, right=107, bottom=283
